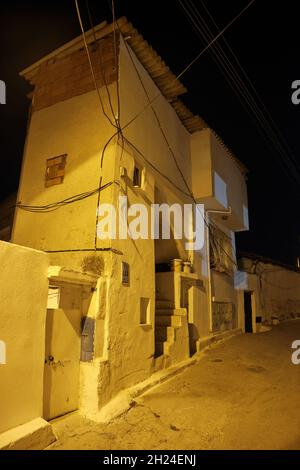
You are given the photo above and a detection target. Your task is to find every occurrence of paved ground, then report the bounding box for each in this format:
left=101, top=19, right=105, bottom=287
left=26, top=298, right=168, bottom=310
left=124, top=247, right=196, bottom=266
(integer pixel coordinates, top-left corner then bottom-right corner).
left=48, top=320, right=300, bottom=450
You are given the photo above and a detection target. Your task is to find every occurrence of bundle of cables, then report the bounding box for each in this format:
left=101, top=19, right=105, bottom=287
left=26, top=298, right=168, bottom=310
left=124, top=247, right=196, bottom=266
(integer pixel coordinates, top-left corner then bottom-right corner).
left=16, top=181, right=114, bottom=213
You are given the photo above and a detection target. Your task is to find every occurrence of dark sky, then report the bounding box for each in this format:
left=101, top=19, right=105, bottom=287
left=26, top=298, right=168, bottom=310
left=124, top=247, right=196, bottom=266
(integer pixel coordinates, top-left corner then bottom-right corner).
left=0, top=0, right=299, bottom=265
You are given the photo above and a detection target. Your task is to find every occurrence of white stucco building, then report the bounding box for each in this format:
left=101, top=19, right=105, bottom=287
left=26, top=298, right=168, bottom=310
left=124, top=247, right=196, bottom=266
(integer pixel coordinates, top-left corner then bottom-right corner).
left=0, top=17, right=251, bottom=447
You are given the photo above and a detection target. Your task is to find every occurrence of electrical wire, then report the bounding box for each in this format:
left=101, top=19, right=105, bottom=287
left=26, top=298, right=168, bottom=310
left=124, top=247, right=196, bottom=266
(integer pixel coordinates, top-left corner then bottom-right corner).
left=178, top=0, right=300, bottom=190
left=113, top=15, right=237, bottom=267
left=17, top=14, right=192, bottom=215
left=189, top=1, right=300, bottom=188
left=18, top=4, right=247, bottom=267
left=111, top=0, right=121, bottom=126
left=176, top=0, right=255, bottom=81
left=200, top=0, right=300, bottom=174
left=110, top=0, right=125, bottom=164
left=114, top=0, right=256, bottom=134
left=76, top=0, right=125, bottom=249
left=120, top=136, right=191, bottom=198
left=116, top=22, right=193, bottom=200
left=17, top=181, right=115, bottom=213
left=85, top=0, right=119, bottom=127
left=74, top=0, right=118, bottom=130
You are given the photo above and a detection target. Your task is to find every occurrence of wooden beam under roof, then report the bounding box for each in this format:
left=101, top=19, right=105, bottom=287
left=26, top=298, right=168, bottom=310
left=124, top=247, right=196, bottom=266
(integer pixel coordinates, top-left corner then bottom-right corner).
left=118, top=18, right=187, bottom=100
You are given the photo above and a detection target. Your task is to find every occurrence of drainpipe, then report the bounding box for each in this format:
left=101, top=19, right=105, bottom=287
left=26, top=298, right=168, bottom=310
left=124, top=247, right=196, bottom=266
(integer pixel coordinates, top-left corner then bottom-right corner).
left=205, top=207, right=232, bottom=332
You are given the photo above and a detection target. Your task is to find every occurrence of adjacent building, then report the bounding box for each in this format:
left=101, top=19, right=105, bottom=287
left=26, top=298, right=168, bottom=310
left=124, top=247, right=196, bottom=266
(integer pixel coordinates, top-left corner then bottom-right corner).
left=237, top=253, right=300, bottom=330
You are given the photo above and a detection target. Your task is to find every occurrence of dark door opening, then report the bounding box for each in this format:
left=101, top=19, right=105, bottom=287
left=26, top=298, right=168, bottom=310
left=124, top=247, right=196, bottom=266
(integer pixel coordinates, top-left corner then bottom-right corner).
left=244, top=291, right=253, bottom=333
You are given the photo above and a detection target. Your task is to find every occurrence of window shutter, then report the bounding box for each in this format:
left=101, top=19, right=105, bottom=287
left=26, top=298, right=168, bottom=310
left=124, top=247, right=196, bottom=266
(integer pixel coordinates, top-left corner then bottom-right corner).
left=45, top=154, right=67, bottom=187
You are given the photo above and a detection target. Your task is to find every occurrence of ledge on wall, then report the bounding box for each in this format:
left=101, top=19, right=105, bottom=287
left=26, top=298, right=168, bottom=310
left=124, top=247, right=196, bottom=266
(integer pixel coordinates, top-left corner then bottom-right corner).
left=48, top=265, right=99, bottom=286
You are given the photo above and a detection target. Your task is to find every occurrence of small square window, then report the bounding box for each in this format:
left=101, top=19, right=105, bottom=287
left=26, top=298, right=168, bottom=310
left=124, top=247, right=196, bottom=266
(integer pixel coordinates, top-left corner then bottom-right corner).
left=121, top=261, right=130, bottom=285
left=45, top=154, right=67, bottom=187
left=133, top=165, right=142, bottom=187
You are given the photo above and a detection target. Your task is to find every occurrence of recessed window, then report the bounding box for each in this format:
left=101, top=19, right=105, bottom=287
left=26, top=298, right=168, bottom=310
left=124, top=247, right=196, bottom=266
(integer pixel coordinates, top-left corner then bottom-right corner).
left=121, top=261, right=130, bottom=285
left=140, top=297, right=150, bottom=325
left=45, top=154, right=67, bottom=187
left=133, top=165, right=142, bottom=187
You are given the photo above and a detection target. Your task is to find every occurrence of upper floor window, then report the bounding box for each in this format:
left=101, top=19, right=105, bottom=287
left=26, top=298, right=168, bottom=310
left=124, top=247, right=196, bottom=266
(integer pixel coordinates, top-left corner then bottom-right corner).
left=133, top=165, right=142, bottom=188
left=45, top=154, right=67, bottom=187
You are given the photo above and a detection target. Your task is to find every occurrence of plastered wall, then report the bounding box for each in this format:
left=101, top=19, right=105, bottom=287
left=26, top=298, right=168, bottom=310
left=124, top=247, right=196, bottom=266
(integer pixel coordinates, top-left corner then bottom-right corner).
left=0, top=241, right=49, bottom=434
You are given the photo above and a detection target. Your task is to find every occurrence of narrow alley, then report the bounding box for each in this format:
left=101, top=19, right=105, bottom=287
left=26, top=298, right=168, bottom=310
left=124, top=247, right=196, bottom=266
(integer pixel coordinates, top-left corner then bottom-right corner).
left=48, top=320, right=300, bottom=450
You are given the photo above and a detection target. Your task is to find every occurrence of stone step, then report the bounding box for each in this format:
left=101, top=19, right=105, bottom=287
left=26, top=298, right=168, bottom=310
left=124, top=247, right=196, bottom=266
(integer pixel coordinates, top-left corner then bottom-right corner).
left=155, top=315, right=182, bottom=327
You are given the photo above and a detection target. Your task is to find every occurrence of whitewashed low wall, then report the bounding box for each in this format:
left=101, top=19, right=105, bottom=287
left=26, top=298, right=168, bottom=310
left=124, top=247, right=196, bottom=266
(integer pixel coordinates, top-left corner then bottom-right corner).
left=0, top=241, right=55, bottom=448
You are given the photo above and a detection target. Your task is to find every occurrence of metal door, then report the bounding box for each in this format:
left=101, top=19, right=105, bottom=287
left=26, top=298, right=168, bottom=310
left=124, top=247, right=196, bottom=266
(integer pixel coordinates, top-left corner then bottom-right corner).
left=43, top=285, right=81, bottom=420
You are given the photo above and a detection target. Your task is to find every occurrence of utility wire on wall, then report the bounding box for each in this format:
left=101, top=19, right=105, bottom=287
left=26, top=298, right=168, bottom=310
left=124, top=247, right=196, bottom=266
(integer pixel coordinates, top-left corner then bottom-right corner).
left=74, top=0, right=118, bottom=130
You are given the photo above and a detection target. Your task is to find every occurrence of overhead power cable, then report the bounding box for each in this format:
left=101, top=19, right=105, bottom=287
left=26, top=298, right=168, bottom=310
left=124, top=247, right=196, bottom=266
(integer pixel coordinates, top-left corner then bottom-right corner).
left=116, top=0, right=256, bottom=135
left=85, top=0, right=119, bottom=127
left=176, top=0, right=255, bottom=81
left=19, top=2, right=243, bottom=267
left=199, top=0, right=300, bottom=173
left=113, top=15, right=238, bottom=266
left=178, top=0, right=300, bottom=190
left=74, top=0, right=118, bottom=129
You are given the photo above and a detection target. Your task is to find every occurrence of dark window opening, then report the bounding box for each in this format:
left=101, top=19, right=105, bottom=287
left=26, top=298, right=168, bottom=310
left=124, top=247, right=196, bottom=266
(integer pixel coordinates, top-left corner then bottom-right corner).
left=133, top=166, right=142, bottom=187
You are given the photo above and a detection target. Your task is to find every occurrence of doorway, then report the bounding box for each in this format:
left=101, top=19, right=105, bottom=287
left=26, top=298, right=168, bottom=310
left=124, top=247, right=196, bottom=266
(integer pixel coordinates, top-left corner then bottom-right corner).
left=244, top=291, right=253, bottom=333
left=43, top=284, right=82, bottom=421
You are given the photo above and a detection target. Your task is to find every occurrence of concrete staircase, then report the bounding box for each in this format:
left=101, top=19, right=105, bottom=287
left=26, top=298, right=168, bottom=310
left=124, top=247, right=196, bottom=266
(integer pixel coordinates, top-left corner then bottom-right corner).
left=154, top=298, right=187, bottom=358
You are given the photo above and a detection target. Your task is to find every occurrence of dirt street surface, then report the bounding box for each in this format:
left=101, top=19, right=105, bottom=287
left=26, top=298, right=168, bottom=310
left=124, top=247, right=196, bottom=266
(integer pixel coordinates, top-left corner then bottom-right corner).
left=48, top=320, right=300, bottom=450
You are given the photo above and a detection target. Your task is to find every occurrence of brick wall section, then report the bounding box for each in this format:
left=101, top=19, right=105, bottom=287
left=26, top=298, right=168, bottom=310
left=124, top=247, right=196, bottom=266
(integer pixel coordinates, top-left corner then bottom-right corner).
left=28, top=34, right=119, bottom=112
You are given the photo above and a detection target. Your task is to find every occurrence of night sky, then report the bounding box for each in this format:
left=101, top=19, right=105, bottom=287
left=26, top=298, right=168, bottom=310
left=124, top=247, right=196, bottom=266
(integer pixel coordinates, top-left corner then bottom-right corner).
left=0, top=1, right=299, bottom=265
